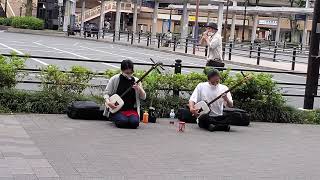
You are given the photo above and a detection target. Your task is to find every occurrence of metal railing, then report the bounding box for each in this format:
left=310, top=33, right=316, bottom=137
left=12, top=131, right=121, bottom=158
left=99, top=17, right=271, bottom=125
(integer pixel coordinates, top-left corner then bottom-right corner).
left=2, top=53, right=318, bottom=99
left=65, top=30, right=310, bottom=72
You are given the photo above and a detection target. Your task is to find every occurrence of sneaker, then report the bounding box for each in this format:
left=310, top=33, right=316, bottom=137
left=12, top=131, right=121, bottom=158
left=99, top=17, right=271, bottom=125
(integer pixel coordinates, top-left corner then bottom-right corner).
left=224, top=125, right=231, bottom=132
left=208, top=124, right=216, bottom=132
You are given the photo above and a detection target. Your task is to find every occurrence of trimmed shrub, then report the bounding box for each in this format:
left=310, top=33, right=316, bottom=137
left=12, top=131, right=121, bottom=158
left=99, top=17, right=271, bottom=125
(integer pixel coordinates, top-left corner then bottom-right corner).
left=0, top=17, right=13, bottom=26
left=39, top=65, right=93, bottom=94
left=0, top=89, right=90, bottom=114
left=0, top=54, right=26, bottom=89
left=11, top=16, right=44, bottom=30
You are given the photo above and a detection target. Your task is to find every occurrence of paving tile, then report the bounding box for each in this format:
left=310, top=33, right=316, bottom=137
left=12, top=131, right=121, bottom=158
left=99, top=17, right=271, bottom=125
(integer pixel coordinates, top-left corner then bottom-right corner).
left=13, top=174, right=38, bottom=180
left=0, top=178, right=14, bottom=180
left=0, top=160, right=8, bottom=168
left=27, top=159, right=52, bottom=168
left=33, top=168, right=59, bottom=178
left=0, top=168, right=13, bottom=177
left=10, top=168, right=34, bottom=175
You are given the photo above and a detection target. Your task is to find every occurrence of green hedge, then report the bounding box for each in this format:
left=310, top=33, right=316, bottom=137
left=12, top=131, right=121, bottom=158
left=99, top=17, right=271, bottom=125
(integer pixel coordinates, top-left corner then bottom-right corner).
left=0, top=89, right=92, bottom=114
left=11, top=16, right=44, bottom=30
left=0, top=17, right=13, bottom=26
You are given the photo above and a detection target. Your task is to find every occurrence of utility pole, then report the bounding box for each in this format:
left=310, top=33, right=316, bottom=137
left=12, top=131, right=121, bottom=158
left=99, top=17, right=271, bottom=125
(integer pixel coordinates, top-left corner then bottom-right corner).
left=304, top=0, right=320, bottom=109
left=242, top=0, right=248, bottom=42
left=223, top=0, right=230, bottom=60
left=4, top=0, right=7, bottom=17
left=168, top=5, right=173, bottom=31
left=193, top=0, right=200, bottom=42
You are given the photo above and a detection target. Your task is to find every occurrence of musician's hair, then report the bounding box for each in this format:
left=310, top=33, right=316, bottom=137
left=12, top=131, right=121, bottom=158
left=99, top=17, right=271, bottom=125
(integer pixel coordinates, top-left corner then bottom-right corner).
left=121, top=60, right=134, bottom=71
left=207, top=68, right=220, bottom=80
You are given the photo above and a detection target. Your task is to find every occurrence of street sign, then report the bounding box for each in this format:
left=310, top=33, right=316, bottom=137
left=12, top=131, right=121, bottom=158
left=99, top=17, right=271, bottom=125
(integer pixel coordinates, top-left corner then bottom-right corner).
left=295, top=14, right=307, bottom=21
left=258, top=20, right=277, bottom=26
left=58, top=0, right=63, bottom=6
left=189, top=16, right=196, bottom=21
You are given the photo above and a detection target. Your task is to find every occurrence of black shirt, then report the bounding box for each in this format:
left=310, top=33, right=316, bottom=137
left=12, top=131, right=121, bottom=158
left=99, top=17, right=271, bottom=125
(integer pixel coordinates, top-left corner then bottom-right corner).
left=116, top=74, right=136, bottom=111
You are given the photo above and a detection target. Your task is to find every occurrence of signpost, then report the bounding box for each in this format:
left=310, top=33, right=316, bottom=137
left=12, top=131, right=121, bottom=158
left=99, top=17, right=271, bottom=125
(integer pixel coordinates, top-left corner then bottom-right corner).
left=58, top=0, right=63, bottom=31
left=304, top=0, right=320, bottom=109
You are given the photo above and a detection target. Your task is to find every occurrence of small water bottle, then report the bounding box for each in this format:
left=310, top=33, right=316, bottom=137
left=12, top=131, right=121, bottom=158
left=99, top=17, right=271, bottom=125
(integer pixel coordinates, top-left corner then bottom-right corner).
left=170, top=109, right=175, bottom=119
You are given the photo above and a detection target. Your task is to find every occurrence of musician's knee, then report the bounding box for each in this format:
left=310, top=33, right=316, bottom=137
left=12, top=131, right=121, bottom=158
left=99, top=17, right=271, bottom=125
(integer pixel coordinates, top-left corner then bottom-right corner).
left=128, top=115, right=139, bottom=129
left=112, top=113, right=129, bottom=128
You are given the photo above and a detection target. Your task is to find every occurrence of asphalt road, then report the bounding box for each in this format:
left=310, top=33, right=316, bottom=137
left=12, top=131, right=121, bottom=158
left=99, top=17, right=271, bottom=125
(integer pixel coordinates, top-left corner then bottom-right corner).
left=0, top=32, right=319, bottom=108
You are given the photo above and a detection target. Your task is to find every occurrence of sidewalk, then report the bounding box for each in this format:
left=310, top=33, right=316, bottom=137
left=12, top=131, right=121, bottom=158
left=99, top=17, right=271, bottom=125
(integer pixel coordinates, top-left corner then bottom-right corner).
left=0, top=114, right=320, bottom=180
left=6, top=28, right=308, bottom=73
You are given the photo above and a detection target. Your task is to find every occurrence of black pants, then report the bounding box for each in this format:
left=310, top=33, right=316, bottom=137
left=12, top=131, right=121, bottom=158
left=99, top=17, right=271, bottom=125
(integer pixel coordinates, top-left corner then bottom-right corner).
left=206, top=59, right=225, bottom=67
left=198, top=114, right=230, bottom=131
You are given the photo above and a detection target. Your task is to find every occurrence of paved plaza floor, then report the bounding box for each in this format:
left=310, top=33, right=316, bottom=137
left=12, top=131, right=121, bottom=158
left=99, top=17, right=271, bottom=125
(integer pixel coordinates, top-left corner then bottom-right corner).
left=0, top=114, right=319, bottom=180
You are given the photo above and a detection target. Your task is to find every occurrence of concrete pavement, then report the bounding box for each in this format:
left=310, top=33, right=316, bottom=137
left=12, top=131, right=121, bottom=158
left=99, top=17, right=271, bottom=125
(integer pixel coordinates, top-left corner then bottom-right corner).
left=0, top=114, right=320, bottom=180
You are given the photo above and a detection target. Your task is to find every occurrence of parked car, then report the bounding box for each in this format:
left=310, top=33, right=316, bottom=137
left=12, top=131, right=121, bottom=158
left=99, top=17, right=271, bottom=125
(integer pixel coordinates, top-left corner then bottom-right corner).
left=84, top=23, right=99, bottom=38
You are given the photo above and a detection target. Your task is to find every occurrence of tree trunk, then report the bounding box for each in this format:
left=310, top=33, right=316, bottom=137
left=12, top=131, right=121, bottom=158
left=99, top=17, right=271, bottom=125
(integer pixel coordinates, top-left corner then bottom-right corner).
left=25, top=0, right=33, bottom=16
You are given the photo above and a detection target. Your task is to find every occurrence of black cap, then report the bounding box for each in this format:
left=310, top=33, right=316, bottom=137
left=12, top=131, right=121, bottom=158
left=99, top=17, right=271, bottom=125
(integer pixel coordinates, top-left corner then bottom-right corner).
left=207, top=68, right=220, bottom=80
left=206, top=22, right=218, bottom=30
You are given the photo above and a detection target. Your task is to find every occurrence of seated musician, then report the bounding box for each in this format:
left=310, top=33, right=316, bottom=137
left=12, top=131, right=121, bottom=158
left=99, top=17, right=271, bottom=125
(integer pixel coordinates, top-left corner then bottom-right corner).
left=104, top=60, right=146, bottom=129
left=189, top=69, right=233, bottom=132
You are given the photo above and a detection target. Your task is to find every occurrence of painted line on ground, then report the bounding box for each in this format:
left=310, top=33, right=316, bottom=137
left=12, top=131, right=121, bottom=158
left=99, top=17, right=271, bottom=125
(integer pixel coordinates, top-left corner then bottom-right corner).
left=79, top=45, right=148, bottom=63
left=0, top=42, right=48, bottom=66
left=34, top=42, right=119, bottom=69
left=3, top=44, right=41, bottom=48
left=84, top=45, right=192, bottom=72
left=95, top=45, right=204, bottom=67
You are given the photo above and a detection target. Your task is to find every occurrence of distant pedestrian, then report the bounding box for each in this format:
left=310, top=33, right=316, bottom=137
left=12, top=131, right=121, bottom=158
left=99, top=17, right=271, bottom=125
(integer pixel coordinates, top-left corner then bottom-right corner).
left=104, top=20, right=110, bottom=32
left=199, top=22, right=224, bottom=72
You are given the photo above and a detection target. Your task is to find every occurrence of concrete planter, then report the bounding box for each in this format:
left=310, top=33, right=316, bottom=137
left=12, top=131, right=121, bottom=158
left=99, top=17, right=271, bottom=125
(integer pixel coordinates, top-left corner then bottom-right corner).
left=0, top=25, right=9, bottom=30
left=6, top=28, right=65, bottom=36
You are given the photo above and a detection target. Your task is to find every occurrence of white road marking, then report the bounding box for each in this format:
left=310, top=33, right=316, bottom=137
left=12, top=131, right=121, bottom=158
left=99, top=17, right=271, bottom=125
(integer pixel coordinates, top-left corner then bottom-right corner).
left=3, top=44, right=41, bottom=48
left=34, top=42, right=89, bottom=59
left=83, top=45, right=192, bottom=72
left=95, top=45, right=205, bottom=66
left=34, top=42, right=119, bottom=69
left=79, top=45, right=148, bottom=63
left=0, top=42, right=48, bottom=66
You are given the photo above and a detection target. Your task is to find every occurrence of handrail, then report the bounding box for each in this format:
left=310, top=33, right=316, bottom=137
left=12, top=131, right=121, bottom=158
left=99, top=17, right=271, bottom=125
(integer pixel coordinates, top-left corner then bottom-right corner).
left=0, top=54, right=307, bottom=75
left=75, top=1, right=133, bottom=24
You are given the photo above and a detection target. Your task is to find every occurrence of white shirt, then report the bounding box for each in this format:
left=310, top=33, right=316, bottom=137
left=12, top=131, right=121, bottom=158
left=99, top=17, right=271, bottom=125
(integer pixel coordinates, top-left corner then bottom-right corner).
left=189, top=82, right=233, bottom=116
left=207, top=32, right=223, bottom=61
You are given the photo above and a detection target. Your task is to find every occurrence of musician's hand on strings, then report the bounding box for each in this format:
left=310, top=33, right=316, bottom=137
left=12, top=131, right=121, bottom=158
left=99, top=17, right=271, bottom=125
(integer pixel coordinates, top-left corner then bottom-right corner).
left=222, top=93, right=229, bottom=101
left=106, top=102, right=117, bottom=110
left=190, top=107, right=200, bottom=116
left=132, top=83, right=141, bottom=91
